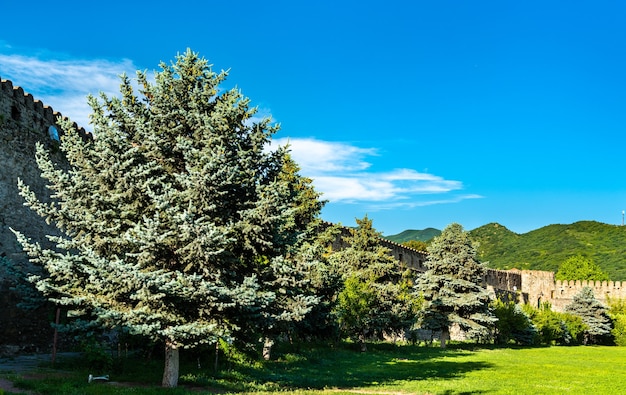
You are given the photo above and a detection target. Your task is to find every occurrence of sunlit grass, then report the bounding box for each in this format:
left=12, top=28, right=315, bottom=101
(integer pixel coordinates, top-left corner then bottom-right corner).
left=3, top=343, right=626, bottom=394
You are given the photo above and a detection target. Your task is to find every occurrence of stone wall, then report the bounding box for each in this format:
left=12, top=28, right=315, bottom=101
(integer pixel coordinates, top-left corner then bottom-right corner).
left=385, top=240, right=625, bottom=312
left=378, top=238, right=427, bottom=271
left=534, top=276, right=626, bottom=312
left=0, top=77, right=90, bottom=264
left=325, top=221, right=428, bottom=270
left=0, top=76, right=89, bottom=352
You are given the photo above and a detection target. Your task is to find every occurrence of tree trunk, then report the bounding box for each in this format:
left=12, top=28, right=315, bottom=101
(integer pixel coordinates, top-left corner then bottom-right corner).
left=214, top=341, right=219, bottom=372
left=440, top=327, right=450, bottom=349
left=359, top=331, right=367, bottom=352
left=162, top=340, right=179, bottom=388
left=262, top=337, right=274, bottom=360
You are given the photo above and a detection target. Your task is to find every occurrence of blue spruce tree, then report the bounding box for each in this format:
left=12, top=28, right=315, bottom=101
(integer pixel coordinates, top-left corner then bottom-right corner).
left=12, top=50, right=323, bottom=387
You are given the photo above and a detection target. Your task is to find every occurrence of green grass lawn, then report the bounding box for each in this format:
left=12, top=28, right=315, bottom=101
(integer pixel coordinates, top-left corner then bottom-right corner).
left=3, top=343, right=626, bottom=394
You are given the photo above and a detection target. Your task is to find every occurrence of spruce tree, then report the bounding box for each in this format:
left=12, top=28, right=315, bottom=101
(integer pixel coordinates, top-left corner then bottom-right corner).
left=330, top=216, right=418, bottom=351
left=12, top=50, right=323, bottom=387
left=565, top=287, right=613, bottom=344
left=415, top=223, right=496, bottom=348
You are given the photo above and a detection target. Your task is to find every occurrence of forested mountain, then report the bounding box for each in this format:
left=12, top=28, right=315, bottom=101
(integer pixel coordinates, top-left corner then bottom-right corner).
left=386, top=221, right=626, bottom=280
left=469, top=221, right=626, bottom=280
left=384, top=228, right=441, bottom=243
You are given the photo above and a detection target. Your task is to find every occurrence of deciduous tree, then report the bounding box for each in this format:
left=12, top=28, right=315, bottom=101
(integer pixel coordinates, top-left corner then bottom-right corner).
left=492, top=298, right=536, bottom=345
left=555, top=255, right=609, bottom=281
left=415, top=223, right=496, bottom=348
left=402, top=240, right=428, bottom=252
left=12, top=50, right=323, bottom=387
left=607, top=296, right=626, bottom=346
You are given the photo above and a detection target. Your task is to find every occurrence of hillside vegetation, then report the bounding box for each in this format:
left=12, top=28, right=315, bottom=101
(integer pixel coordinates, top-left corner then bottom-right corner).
left=387, top=221, right=626, bottom=280
left=469, top=221, right=626, bottom=280
left=384, top=228, right=441, bottom=243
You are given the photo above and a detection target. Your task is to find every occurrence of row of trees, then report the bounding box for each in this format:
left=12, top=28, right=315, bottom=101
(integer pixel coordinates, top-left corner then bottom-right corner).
left=8, top=50, right=623, bottom=388
left=492, top=288, right=615, bottom=346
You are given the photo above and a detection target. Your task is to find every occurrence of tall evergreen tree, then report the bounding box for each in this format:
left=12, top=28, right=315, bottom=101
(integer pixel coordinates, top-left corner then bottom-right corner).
left=12, top=50, right=323, bottom=387
left=415, top=223, right=496, bottom=348
left=330, top=216, right=418, bottom=351
left=565, top=287, right=613, bottom=344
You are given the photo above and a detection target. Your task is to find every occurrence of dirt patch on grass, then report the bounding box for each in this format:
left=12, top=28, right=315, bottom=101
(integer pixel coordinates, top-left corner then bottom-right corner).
left=0, top=377, right=33, bottom=394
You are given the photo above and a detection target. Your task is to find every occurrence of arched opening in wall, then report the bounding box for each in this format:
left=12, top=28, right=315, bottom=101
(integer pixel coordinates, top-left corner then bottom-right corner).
left=11, top=105, right=20, bottom=121
left=398, top=253, right=403, bottom=263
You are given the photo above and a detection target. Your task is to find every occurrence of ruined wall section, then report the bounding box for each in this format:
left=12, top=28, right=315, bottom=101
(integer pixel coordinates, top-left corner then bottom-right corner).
left=483, top=268, right=523, bottom=302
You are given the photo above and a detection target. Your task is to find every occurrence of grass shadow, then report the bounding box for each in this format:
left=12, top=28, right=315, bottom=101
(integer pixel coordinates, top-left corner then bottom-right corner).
left=235, top=342, right=494, bottom=391
left=7, top=342, right=494, bottom=394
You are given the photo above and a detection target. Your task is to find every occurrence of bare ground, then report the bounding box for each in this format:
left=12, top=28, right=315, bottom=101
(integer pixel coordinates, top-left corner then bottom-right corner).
left=0, top=353, right=78, bottom=394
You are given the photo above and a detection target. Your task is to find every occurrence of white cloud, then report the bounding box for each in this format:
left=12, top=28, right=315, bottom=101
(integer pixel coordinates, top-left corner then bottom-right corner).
left=272, top=137, right=480, bottom=207
left=0, top=52, right=137, bottom=130
left=271, top=137, right=376, bottom=173
left=0, top=48, right=480, bottom=210
left=368, top=194, right=484, bottom=211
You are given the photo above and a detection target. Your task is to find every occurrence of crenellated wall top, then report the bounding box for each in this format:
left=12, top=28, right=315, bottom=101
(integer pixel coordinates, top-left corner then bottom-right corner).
left=0, top=76, right=92, bottom=140
left=555, top=279, right=623, bottom=289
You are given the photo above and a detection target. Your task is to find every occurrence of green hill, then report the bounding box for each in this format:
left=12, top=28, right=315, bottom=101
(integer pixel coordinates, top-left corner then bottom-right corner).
left=383, top=221, right=626, bottom=280
left=384, top=228, right=441, bottom=243
left=468, top=221, right=626, bottom=280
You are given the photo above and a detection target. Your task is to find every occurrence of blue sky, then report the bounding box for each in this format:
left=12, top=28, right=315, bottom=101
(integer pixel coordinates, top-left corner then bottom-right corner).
left=1, top=1, right=625, bottom=235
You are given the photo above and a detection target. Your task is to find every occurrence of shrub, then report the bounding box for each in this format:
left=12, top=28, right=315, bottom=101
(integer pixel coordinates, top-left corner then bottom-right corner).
left=492, top=298, right=536, bottom=345
left=80, top=337, right=113, bottom=371
left=561, top=314, right=587, bottom=345
left=523, top=302, right=585, bottom=345
left=607, top=297, right=626, bottom=346
left=611, top=315, right=626, bottom=346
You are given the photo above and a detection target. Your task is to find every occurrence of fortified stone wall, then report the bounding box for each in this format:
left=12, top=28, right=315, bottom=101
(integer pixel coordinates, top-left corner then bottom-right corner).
left=325, top=222, right=428, bottom=270
left=0, top=77, right=89, bottom=352
left=519, top=270, right=556, bottom=308
left=385, top=241, right=625, bottom=312
left=482, top=268, right=523, bottom=302
left=554, top=279, right=626, bottom=302
left=522, top=271, right=626, bottom=311
left=378, top=238, right=427, bottom=271
left=0, top=77, right=90, bottom=265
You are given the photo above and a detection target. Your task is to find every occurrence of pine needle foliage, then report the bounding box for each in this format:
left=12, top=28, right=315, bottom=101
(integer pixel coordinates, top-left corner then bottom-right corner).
left=415, top=223, right=496, bottom=347
left=11, top=50, right=324, bottom=387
